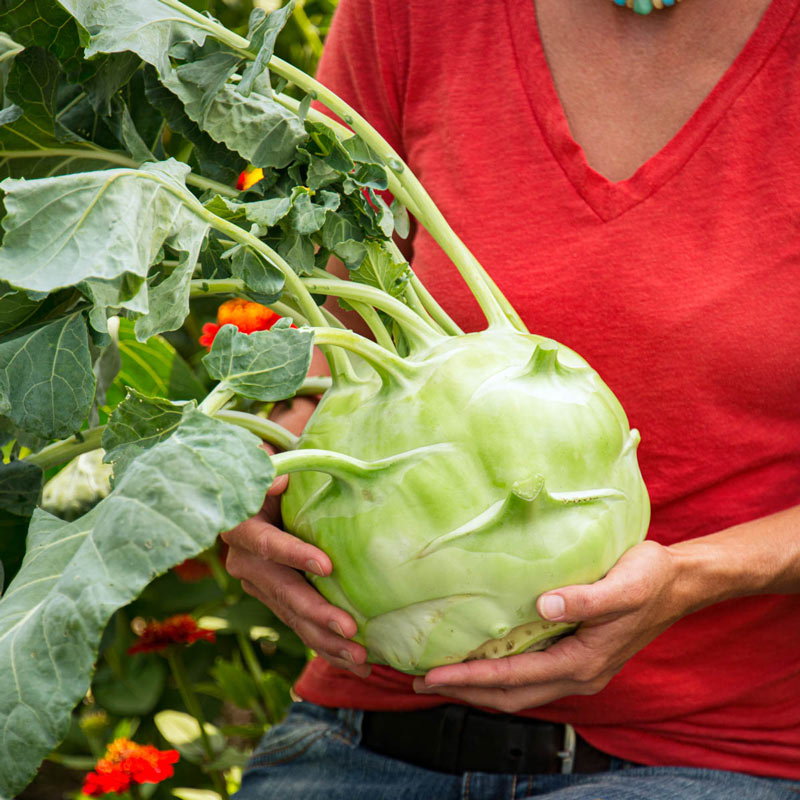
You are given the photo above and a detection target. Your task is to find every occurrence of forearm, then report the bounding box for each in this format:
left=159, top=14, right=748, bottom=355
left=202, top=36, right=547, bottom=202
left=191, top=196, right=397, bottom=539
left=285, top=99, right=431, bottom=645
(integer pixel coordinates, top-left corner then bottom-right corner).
left=668, top=503, right=800, bottom=615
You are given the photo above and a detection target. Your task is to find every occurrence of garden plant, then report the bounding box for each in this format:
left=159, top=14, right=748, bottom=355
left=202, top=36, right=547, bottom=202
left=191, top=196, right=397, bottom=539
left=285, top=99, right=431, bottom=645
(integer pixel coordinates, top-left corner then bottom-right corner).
left=0, top=0, right=649, bottom=797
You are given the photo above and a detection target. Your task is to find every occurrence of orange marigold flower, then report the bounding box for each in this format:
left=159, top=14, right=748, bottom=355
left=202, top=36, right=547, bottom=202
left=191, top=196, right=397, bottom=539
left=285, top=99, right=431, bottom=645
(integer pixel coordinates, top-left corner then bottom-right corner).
left=236, top=166, right=264, bottom=191
left=82, top=738, right=179, bottom=797
left=199, top=298, right=282, bottom=348
left=127, top=614, right=216, bottom=655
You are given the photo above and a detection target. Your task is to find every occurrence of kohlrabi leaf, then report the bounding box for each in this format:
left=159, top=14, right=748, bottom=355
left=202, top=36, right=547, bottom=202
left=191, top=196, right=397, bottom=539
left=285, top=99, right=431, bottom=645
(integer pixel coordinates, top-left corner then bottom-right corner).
left=0, top=409, right=273, bottom=799
left=57, top=0, right=215, bottom=78
left=0, top=461, right=43, bottom=517
left=228, top=246, right=285, bottom=301
left=238, top=2, right=294, bottom=97
left=104, top=319, right=206, bottom=412
left=0, top=312, right=95, bottom=440
left=102, top=390, right=189, bottom=480
left=288, top=190, right=340, bottom=235
left=348, top=241, right=410, bottom=300
left=1, top=0, right=85, bottom=76
left=0, top=160, right=209, bottom=319
left=143, top=69, right=245, bottom=185
left=161, top=77, right=307, bottom=169
left=202, top=323, right=313, bottom=401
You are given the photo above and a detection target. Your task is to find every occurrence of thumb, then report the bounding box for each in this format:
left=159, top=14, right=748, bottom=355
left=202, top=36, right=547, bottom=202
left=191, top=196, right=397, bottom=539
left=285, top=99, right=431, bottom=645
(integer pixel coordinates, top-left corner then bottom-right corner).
left=536, top=543, right=658, bottom=623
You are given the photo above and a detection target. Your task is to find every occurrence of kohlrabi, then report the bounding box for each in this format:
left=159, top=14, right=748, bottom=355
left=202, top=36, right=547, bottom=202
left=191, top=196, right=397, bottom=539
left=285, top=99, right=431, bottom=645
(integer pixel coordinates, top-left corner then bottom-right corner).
left=1, top=7, right=650, bottom=791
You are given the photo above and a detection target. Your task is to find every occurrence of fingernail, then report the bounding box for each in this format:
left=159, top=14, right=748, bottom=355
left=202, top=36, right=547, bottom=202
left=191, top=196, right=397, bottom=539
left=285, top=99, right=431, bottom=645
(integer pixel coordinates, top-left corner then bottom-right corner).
left=339, top=649, right=355, bottom=663
left=539, top=594, right=565, bottom=620
left=329, top=620, right=345, bottom=637
left=306, top=559, right=324, bottom=576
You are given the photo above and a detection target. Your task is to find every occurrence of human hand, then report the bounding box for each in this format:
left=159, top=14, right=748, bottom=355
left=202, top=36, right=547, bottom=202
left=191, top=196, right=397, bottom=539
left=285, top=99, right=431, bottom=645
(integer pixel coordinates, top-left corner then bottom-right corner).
left=412, top=540, right=685, bottom=711
left=221, top=459, right=370, bottom=678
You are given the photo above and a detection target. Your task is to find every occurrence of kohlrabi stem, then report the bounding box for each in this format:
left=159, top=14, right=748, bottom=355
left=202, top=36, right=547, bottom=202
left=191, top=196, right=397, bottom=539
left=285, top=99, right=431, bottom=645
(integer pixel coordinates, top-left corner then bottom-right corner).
left=267, top=62, right=524, bottom=332
left=347, top=300, right=397, bottom=354
left=213, top=410, right=299, bottom=450
left=271, top=442, right=454, bottom=483
left=25, top=426, right=104, bottom=471
left=409, top=274, right=464, bottom=336
left=197, top=383, right=235, bottom=415
left=312, top=327, right=418, bottom=383
left=302, top=276, right=440, bottom=347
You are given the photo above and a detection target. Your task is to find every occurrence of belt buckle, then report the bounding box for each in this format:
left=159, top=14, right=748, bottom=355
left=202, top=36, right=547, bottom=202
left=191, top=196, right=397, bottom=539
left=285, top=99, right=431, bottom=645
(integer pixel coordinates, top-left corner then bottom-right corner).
left=557, top=723, right=576, bottom=774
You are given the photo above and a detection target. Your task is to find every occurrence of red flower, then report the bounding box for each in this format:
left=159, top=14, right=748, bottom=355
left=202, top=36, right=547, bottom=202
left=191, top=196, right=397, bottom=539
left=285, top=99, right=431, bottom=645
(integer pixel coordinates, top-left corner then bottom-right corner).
left=127, top=614, right=216, bottom=655
left=236, top=166, right=264, bottom=191
left=199, top=297, right=283, bottom=348
left=82, top=738, right=179, bottom=796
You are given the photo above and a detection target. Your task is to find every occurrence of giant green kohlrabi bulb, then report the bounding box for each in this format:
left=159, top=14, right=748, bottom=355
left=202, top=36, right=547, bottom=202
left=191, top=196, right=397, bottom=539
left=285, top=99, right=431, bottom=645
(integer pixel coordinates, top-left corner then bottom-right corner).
left=282, top=329, right=649, bottom=674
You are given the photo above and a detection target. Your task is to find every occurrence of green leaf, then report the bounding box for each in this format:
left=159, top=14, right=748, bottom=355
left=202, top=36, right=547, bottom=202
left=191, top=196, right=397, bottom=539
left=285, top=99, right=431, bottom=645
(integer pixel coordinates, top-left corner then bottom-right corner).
left=162, top=77, right=307, bottom=170
left=143, top=68, right=245, bottom=186
left=238, top=2, right=295, bottom=96
left=0, top=410, right=273, bottom=798
left=229, top=246, right=284, bottom=301
left=274, top=226, right=315, bottom=275
left=92, top=654, right=167, bottom=716
left=0, top=461, right=42, bottom=517
left=154, top=709, right=225, bottom=765
left=209, top=653, right=258, bottom=710
left=105, top=318, right=206, bottom=410
left=0, top=160, right=209, bottom=322
left=102, top=390, right=188, bottom=480
left=288, top=189, right=339, bottom=235
left=0, top=312, right=95, bottom=439
left=202, top=323, right=313, bottom=401
left=348, top=240, right=410, bottom=300
left=58, top=0, right=213, bottom=78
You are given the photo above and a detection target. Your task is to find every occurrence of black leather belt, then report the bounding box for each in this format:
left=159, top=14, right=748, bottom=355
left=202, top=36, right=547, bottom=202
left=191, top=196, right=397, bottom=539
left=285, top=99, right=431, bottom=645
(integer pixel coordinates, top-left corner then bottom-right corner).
left=360, top=705, right=617, bottom=775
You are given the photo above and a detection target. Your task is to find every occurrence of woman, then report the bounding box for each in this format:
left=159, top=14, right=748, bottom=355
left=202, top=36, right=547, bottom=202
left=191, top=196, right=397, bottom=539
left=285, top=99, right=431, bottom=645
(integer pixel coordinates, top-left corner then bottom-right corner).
left=225, top=0, right=800, bottom=796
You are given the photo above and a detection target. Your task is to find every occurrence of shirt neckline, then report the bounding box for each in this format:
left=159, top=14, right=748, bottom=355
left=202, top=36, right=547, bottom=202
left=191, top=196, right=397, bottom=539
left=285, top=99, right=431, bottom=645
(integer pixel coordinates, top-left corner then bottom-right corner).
left=505, top=0, right=800, bottom=221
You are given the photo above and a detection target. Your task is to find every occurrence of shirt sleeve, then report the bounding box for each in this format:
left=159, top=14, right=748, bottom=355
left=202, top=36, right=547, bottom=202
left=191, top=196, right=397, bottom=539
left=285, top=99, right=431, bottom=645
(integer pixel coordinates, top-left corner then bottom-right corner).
left=313, top=0, right=408, bottom=158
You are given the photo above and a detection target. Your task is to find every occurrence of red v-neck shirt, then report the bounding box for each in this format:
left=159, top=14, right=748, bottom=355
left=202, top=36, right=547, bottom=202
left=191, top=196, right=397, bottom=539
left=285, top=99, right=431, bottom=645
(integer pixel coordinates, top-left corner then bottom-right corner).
left=295, top=0, right=800, bottom=777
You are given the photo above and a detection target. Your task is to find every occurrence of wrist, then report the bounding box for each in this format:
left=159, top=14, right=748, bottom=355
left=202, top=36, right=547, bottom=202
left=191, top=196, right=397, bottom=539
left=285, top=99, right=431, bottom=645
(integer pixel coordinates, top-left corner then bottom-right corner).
left=665, top=504, right=800, bottom=615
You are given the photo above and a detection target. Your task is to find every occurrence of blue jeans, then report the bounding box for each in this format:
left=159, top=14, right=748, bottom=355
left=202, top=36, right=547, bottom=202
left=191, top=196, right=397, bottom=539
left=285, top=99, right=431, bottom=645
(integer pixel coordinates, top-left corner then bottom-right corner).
left=236, top=702, right=800, bottom=800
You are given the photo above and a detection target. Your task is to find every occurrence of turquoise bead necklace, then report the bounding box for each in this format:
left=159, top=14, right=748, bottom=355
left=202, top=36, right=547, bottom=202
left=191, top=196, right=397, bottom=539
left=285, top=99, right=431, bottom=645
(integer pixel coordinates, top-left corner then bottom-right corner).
left=613, top=0, right=683, bottom=14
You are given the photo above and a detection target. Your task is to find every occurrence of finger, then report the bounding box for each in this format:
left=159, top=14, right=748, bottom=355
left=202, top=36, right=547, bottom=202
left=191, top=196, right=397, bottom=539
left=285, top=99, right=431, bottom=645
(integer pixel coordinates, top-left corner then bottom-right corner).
left=319, top=652, right=372, bottom=679
left=238, top=562, right=360, bottom=641
left=417, top=634, right=595, bottom=690
left=240, top=575, right=366, bottom=663
left=222, top=516, right=333, bottom=575
left=411, top=680, right=571, bottom=713
left=266, top=472, right=289, bottom=497
left=536, top=540, right=668, bottom=624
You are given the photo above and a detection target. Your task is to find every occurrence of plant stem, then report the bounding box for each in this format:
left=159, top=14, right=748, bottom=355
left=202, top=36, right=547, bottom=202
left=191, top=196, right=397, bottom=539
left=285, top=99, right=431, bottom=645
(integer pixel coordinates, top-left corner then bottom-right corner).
left=312, top=327, right=418, bottom=383
left=347, top=300, right=397, bottom=353
left=197, top=383, right=235, bottom=416
left=267, top=65, right=523, bottom=332
left=235, top=632, right=274, bottom=720
left=214, top=410, right=299, bottom=450
left=165, top=649, right=229, bottom=799
left=24, top=426, right=104, bottom=470
left=408, top=273, right=464, bottom=336
left=303, top=275, right=440, bottom=346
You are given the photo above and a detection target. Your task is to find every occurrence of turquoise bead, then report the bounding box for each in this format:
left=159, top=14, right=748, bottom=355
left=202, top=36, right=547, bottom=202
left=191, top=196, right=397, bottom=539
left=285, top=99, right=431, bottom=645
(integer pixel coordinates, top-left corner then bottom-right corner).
left=633, top=0, right=654, bottom=12
left=613, top=0, right=626, bottom=4
left=662, top=0, right=676, bottom=4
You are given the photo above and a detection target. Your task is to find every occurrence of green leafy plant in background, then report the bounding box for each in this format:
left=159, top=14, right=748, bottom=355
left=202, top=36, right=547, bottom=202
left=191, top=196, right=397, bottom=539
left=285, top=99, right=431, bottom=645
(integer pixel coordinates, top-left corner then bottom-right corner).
left=0, top=0, right=649, bottom=797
